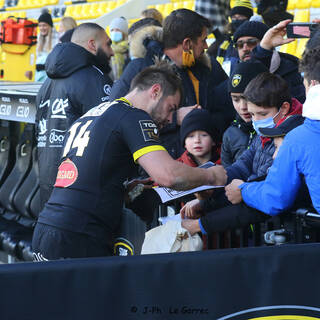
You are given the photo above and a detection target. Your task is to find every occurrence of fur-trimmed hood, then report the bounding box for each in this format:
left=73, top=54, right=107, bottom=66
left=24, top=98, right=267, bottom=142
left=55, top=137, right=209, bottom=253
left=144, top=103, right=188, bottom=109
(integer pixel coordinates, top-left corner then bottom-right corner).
left=128, top=24, right=212, bottom=70
left=129, top=25, right=163, bottom=59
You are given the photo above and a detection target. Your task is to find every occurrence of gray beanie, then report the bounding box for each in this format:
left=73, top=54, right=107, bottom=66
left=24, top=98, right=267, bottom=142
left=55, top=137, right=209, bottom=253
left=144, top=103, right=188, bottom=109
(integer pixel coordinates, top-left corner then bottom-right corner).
left=110, top=17, right=128, bottom=35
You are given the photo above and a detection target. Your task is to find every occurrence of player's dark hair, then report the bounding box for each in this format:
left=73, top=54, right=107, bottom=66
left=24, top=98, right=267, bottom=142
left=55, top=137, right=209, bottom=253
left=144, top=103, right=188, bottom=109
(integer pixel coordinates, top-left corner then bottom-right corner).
left=300, top=46, right=320, bottom=84
left=244, top=72, right=291, bottom=109
left=163, top=9, right=211, bottom=49
left=130, top=60, right=183, bottom=100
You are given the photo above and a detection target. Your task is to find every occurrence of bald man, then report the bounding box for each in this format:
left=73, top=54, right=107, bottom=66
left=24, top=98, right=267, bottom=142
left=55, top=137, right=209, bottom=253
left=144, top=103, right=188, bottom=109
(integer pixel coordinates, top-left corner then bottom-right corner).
left=36, top=22, right=114, bottom=209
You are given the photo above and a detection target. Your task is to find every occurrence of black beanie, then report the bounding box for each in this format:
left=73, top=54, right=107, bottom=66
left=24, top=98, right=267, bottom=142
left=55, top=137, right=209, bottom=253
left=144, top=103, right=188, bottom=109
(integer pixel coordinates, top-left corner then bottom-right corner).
left=38, top=12, right=53, bottom=27
left=180, top=109, right=218, bottom=147
left=233, top=21, right=269, bottom=43
left=230, top=6, right=253, bottom=19
left=229, top=61, right=268, bottom=93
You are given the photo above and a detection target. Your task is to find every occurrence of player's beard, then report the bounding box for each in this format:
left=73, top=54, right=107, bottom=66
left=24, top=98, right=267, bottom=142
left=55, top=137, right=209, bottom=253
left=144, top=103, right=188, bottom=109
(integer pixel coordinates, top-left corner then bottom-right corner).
left=149, top=98, right=167, bottom=130
left=94, top=47, right=111, bottom=74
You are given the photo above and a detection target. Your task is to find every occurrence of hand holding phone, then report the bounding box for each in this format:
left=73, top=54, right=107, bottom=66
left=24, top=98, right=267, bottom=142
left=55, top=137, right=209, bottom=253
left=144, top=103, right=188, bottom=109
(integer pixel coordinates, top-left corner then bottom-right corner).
left=286, top=22, right=319, bottom=38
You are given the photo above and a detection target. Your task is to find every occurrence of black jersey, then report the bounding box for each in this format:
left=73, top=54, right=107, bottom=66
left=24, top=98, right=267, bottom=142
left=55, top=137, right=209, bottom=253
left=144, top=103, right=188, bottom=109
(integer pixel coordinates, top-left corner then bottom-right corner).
left=37, top=98, right=165, bottom=249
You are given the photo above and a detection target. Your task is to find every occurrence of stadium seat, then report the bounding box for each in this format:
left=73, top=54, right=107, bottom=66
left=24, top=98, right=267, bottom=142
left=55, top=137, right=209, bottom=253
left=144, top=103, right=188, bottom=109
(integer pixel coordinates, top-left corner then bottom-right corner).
left=88, top=2, right=100, bottom=19
left=311, top=0, right=320, bottom=7
left=287, top=0, right=297, bottom=10
left=296, top=38, right=308, bottom=58
left=294, top=9, right=310, bottom=22
left=295, top=0, right=312, bottom=10
left=279, top=39, right=298, bottom=57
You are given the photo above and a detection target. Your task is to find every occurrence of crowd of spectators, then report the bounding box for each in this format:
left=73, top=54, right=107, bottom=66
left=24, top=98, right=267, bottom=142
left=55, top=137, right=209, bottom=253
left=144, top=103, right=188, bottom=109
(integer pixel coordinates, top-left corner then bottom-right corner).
left=30, top=2, right=320, bottom=259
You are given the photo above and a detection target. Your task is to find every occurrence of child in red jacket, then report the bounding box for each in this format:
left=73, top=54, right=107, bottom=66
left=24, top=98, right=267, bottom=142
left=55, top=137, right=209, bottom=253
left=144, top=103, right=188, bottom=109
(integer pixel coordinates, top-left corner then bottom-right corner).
left=177, top=109, right=220, bottom=201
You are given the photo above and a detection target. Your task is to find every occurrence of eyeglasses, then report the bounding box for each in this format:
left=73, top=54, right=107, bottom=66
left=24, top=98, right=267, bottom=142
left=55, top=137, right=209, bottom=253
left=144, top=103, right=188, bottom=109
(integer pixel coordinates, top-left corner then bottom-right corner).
left=234, top=38, right=259, bottom=49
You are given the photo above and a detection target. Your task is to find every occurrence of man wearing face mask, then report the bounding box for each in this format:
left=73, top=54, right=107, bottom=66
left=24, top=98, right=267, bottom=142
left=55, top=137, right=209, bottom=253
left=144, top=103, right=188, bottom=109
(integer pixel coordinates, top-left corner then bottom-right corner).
left=110, top=9, right=230, bottom=159
left=109, top=16, right=129, bottom=80
left=35, top=22, right=114, bottom=210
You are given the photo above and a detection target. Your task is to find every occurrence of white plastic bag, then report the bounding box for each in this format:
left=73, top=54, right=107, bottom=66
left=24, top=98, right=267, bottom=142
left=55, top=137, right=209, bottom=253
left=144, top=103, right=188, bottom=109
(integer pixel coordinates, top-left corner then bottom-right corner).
left=141, top=220, right=203, bottom=254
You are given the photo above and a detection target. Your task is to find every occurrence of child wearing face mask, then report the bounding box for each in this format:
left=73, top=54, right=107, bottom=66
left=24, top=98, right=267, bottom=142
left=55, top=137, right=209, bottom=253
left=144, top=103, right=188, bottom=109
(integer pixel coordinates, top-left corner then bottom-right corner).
left=109, top=17, right=129, bottom=80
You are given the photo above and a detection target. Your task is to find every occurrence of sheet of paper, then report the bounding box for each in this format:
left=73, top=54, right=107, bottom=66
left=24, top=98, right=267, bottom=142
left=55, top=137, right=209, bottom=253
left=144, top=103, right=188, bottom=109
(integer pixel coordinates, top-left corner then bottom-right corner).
left=153, top=184, right=224, bottom=203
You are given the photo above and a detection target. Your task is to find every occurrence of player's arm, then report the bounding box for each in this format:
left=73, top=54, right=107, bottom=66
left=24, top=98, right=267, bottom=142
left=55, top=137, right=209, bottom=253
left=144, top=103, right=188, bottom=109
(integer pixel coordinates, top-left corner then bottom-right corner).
left=137, top=150, right=227, bottom=191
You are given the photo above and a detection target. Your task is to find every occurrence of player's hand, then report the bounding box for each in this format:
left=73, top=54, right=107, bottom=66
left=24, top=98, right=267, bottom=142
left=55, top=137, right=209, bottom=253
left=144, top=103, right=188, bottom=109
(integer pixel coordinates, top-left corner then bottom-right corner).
left=124, top=178, right=154, bottom=203
left=207, top=165, right=227, bottom=186
left=260, top=19, right=294, bottom=51
left=225, top=179, right=244, bottom=204
left=176, top=104, right=201, bottom=125
left=180, top=199, right=202, bottom=219
left=181, top=219, right=201, bottom=236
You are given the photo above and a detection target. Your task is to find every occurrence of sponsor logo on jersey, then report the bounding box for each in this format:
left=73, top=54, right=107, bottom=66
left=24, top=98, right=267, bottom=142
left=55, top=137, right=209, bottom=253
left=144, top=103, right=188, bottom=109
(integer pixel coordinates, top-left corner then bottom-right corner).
left=49, top=128, right=66, bottom=147
left=54, top=158, right=78, bottom=188
left=39, top=99, right=50, bottom=109
left=51, top=98, right=69, bottom=119
left=38, top=119, right=47, bottom=135
left=139, top=120, right=160, bottom=142
left=81, top=101, right=113, bottom=118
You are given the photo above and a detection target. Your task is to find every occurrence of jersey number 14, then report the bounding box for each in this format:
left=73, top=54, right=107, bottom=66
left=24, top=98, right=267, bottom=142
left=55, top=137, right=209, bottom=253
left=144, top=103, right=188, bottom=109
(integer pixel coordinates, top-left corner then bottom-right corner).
left=62, top=120, right=92, bottom=157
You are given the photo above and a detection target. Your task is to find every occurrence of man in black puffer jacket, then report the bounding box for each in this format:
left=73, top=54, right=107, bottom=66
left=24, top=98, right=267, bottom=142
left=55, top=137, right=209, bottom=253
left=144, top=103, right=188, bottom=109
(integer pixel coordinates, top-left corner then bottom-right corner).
left=36, top=23, right=114, bottom=209
left=110, top=10, right=233, bottom=159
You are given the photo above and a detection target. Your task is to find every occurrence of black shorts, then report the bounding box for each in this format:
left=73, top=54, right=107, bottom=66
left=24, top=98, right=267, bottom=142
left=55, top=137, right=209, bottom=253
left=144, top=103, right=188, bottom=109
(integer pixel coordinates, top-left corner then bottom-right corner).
left=32, top=222, right=112, bottom=261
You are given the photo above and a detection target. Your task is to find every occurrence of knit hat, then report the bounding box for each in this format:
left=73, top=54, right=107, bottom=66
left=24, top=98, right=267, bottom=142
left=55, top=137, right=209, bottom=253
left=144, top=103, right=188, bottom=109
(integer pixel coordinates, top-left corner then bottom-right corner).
left=229, top=61, right=268, bottom=93
left=180, top=109, right=218, bottom=147
left=230, top=0, right=253, bottom=19
left=128, top=18, right=162, bottom=36
left=38, top=12, right=53, bottom=27
left=233, top=21, right=269, bottom=43
left=110, top=16, right=128, bottom=35
left=259, top=115, right=305, bottom=137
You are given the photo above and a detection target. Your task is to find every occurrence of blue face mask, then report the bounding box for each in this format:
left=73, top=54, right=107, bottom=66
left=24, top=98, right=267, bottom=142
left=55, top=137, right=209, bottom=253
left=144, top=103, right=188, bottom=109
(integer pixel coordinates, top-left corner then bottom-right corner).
left=110, top=31, right=123, bottom=43
left=252, top=110, right=280, bottom=136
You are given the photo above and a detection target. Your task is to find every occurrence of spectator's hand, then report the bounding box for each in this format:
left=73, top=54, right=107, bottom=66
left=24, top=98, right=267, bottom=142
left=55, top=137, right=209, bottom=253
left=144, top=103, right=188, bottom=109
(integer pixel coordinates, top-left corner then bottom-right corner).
left=260, top=19, right=294, bottom=51
left=177, top=104, right=201, bottom=125
left=195, top=189, right=214, bottom=200
left=225, top=179, right=244, bottom=204
left=181, top=219, right=201, bottom=235
left=207, top=165, right=227, bottom=186
left=180, top=199, right=202, bottom=219
left=124, top=177, right=154, bottom=203
left=25, top=70, right=33, bottom=80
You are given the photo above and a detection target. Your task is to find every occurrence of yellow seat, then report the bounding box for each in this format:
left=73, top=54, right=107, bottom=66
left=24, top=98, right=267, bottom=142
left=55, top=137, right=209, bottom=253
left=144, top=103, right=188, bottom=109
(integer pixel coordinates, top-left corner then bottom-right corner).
left=107, top=1, right=117, bottom=11
left=287, top=0, right=297, bottom=10
left=97, top=2, right=109, bottom=17
left=184, top=1, right=195, bottom=10
left=64, top=5, right=76, bottom=18
left=81, top=3, right=91, bottom=19
left=311, top=0, right=320, bottom=7
left=296, top=38, right=309, bottom=58
left=230, top=0, right=235, bottom=8
left=162, top=3, right=173, bottom=16
left=294, top=9, right=310, bottom=22
left=88, top=2, right=100, bottom=19
left=172, top=2, right=183, bottom=10
left=279, top=39, right=298, bottom=56
left=72, top=4, right=83, bottom=20
left=295, top=0, right=312, bottom=9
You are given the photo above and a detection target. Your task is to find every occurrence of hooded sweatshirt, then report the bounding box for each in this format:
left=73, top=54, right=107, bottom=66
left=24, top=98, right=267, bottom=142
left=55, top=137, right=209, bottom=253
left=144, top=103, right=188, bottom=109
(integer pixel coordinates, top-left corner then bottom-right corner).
left=36, top=42, right=113, bottom=209
left=240, top=85, right=320, bottom=215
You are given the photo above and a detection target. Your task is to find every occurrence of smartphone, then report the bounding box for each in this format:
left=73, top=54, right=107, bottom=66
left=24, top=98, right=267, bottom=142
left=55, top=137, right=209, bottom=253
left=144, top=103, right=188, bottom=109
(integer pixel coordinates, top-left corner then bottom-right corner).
left=286, top=22, right=319, bottom=38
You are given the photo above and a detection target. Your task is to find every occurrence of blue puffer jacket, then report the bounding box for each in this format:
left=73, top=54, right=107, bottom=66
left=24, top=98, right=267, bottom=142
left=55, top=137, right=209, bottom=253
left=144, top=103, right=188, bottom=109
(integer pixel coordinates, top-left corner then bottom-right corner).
left=226, top=98, right=303, bottom=183
left=240, top=85, right=320, bottom=215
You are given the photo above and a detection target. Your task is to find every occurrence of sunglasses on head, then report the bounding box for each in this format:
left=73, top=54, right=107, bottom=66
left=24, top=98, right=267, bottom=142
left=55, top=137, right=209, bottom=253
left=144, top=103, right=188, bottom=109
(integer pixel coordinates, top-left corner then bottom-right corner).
left=234, top=38, right=259, bottom=49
